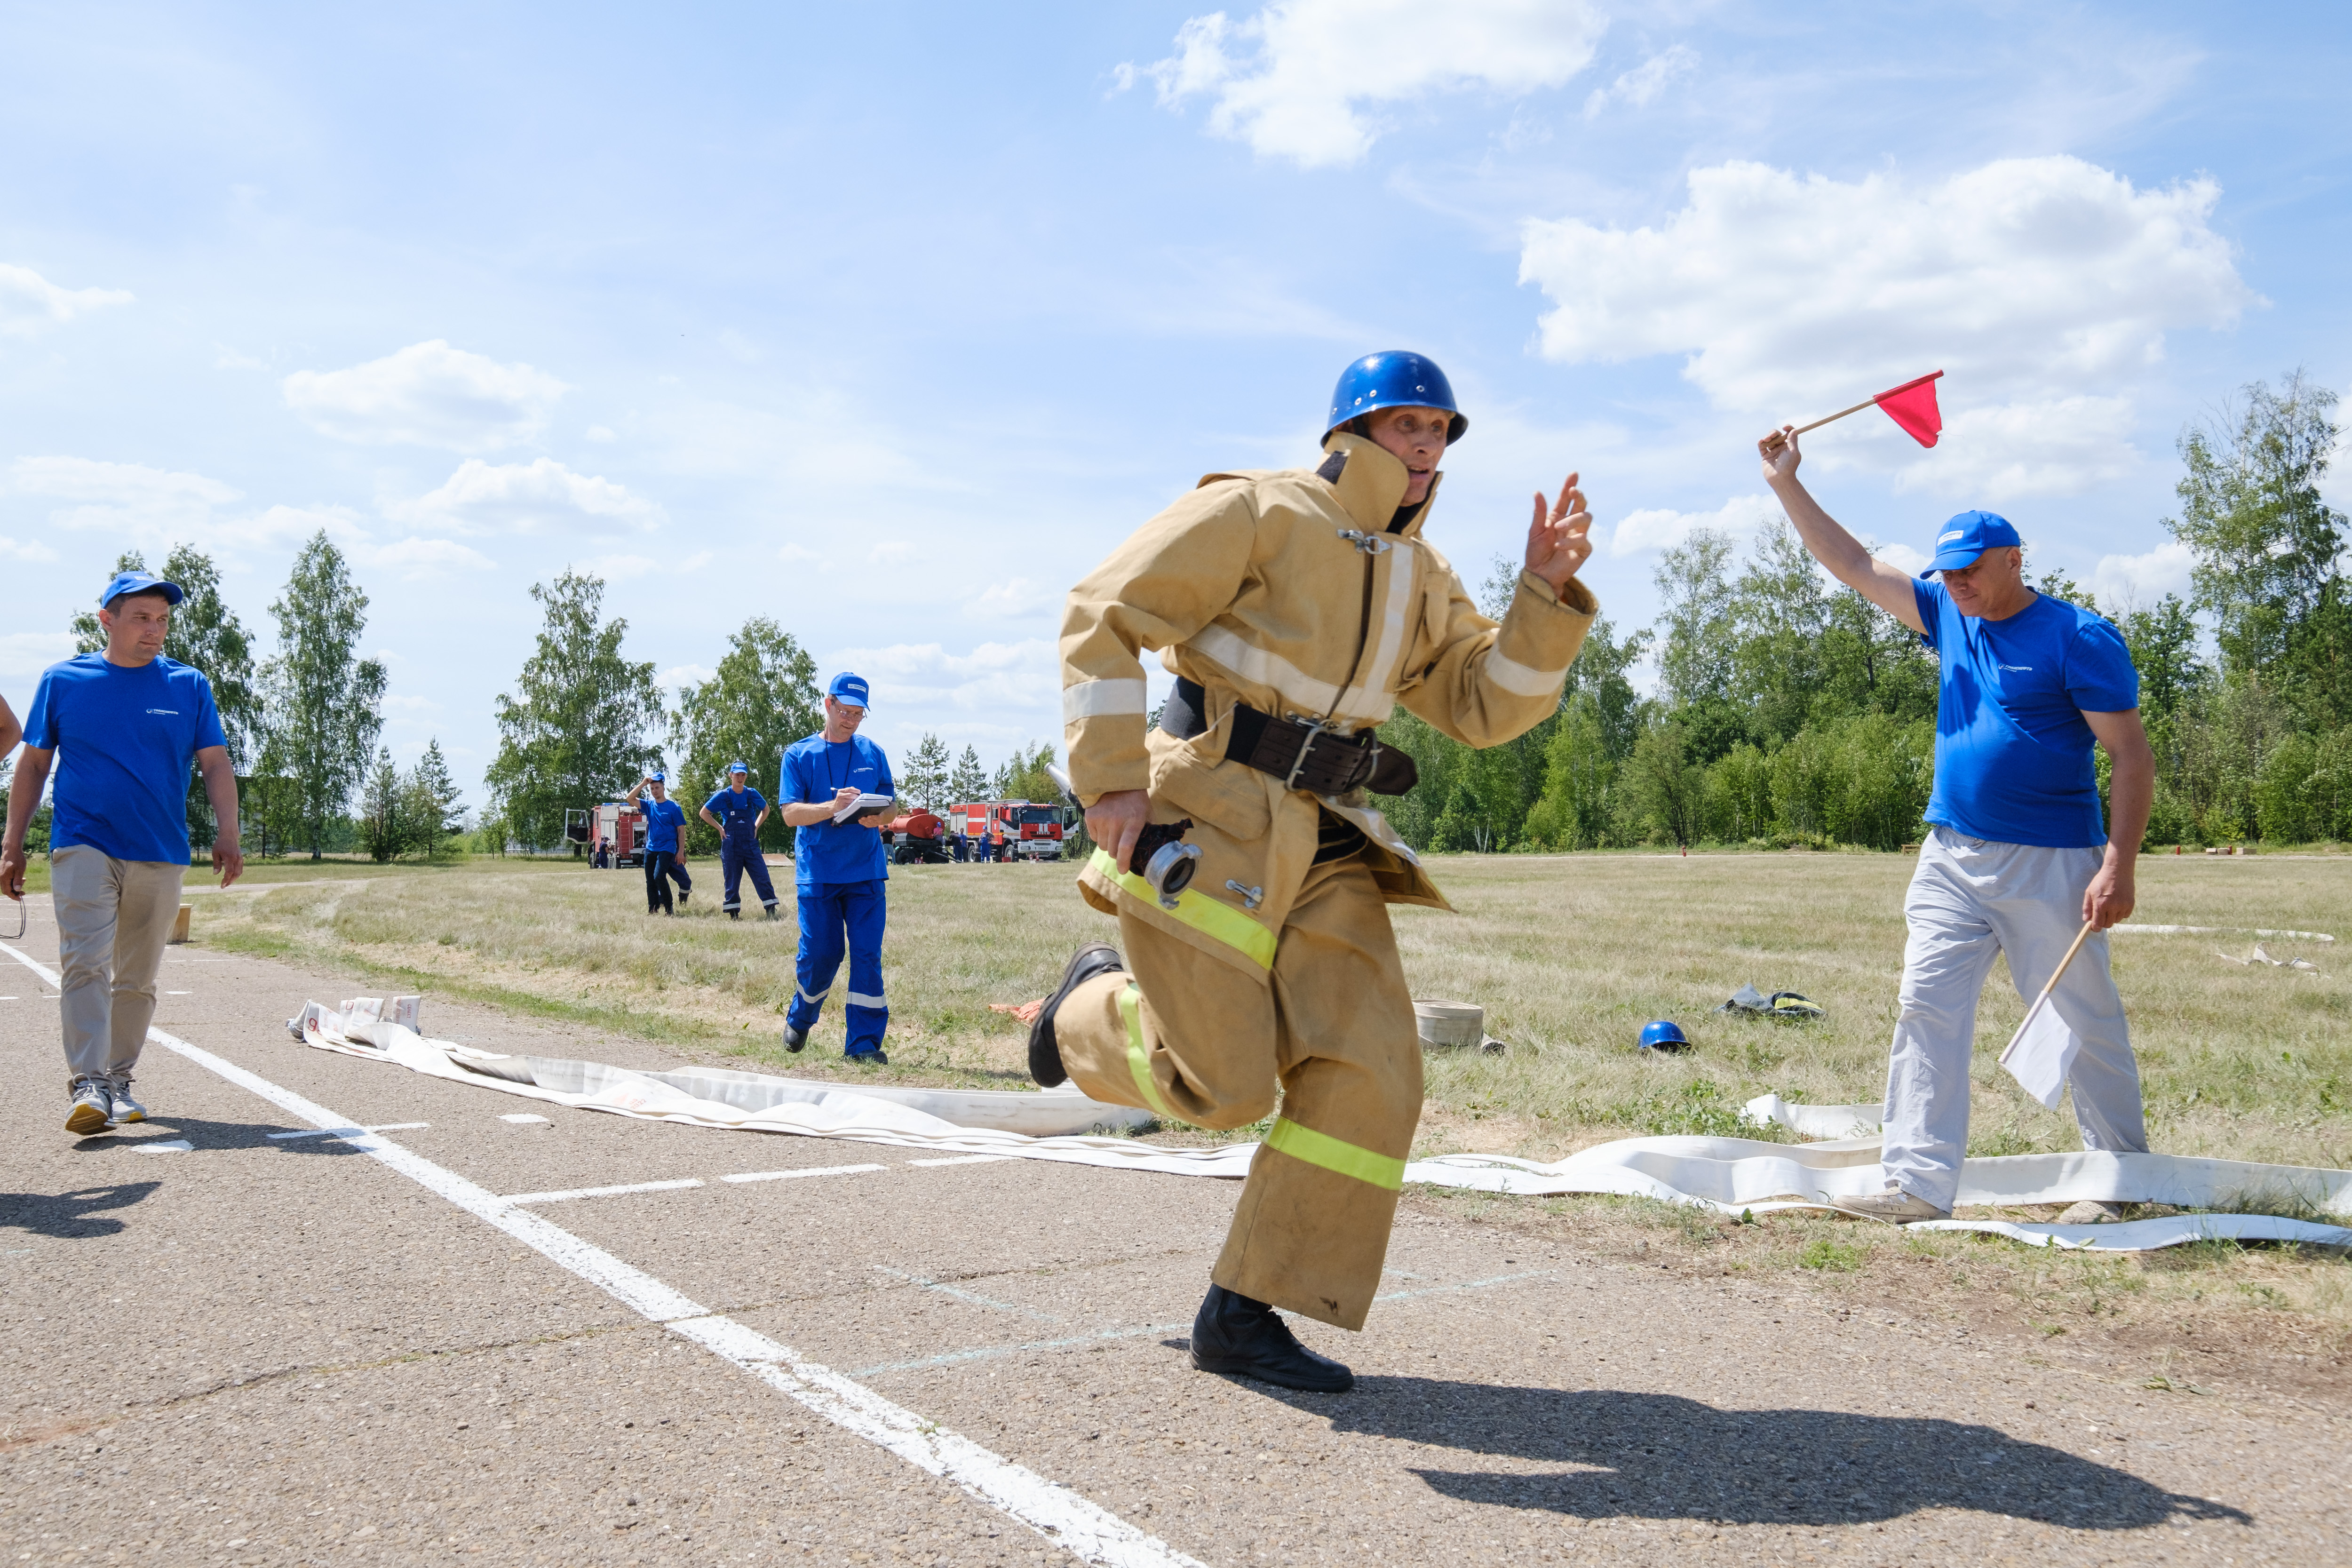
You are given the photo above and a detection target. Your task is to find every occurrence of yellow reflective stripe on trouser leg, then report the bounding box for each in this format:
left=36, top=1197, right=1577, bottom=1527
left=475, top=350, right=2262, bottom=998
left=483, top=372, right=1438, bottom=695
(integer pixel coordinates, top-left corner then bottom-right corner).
left=1264, top=1117, right=1406, bottom=1192
left=1117, top=982, right=1176, bottom=1121
left=1088, top=848, right=1276, bottom=970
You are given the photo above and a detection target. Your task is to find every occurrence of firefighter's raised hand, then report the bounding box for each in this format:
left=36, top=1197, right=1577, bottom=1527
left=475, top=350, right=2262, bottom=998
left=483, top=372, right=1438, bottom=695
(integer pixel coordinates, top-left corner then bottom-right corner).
left=1524, top=470, right=1592, bottom=595
left=1085, top=788, right=1151, bottom=875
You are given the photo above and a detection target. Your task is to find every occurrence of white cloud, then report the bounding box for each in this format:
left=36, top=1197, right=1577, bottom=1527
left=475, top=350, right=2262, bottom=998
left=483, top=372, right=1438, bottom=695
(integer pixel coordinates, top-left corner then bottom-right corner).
left=0, top=263, right=133, bottom=338
left=0, top=630, right=78, bottom=678
left=580, top=553, right=660, bottom=581
left=283, top=340, right=569, bottom=451
left=971, top=578, right=1057, bottom=619
left=397, top=457, right=661, bottom=535
left=1123, top=0, right=1606, bottom=168
left=868, top=540, right=919, bottom=566
left=829, top=638, right=1061, bottom=715
left=362, top=534, right=499, bottom=577
left=777, top=542, right=827, bottom=568
left=658, top=662, right=715, bottom=694
left=381, top=693, right=444, bottom=714
left=2093, top=539, right=2195, bottom=608
left=586, top=425, right=617, bottom=443
left=1581, top=45, right=1695, bottom=119
left=1877, top=542, right=1932, bottom=576
left=1605, top=493, right=1781, bottom=558
left=7, top=455, right=242, bottom=543
left=1520, top=157, right=2256, bottom=495
left=0, top=534, right=59, bottom=562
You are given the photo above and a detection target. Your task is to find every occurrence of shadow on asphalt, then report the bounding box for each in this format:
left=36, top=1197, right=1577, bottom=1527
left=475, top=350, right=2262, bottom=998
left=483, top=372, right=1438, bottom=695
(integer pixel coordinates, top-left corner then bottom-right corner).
left=2, top=1181, right=160, bottom=1238
left=63, top=1118, right=375, bottom=1157
left=1275, top=1380, right=2251, bottom=1532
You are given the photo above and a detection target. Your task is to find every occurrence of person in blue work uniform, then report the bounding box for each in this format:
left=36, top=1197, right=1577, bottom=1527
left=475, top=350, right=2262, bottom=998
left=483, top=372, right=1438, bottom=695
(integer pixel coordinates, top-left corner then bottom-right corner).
left=700, top=761, right=779, bottom=920
left=777, top=673, right=898, bottom=1062
left=635, top=770, right=692, bottom=914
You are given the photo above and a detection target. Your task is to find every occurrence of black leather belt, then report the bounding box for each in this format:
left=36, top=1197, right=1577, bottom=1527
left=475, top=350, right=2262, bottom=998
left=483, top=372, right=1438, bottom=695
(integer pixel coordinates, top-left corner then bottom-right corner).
left=1160, top=677, right=1418, bottom=796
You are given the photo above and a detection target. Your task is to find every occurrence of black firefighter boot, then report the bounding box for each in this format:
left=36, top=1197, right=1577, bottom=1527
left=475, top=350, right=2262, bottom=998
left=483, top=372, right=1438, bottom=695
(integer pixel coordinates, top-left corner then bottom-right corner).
left=1026, top=942, right=1124, bottom=1088
left=1189, top=1284, right=1354, bottom=1393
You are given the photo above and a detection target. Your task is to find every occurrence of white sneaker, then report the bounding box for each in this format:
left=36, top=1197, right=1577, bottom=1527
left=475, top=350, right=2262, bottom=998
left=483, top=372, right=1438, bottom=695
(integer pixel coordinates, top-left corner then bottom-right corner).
left=1829, top=1185, right=1949, bottom=1223
left=108, top=1079, right=148, bottom=1123
left=66, top=1080, right=113, bottom=1137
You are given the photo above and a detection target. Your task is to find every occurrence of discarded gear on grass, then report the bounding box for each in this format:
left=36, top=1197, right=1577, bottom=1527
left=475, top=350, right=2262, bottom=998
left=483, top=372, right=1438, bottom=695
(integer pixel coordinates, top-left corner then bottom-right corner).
left=292, top=998, right=2352, bottom=1254
left=1715, top=984, right=1826, bottom=1021
left=2213, top=943, right=2322, bottom=975
left=1636, top=1019, right=1690, bottom=1053
left=1412, top=998, right=1506, bottom=1053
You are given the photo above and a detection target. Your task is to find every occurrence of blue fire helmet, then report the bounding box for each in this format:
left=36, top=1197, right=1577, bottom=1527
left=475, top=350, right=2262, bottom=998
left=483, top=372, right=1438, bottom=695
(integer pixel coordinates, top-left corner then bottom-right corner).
left=1637, top=1019, right=1690, bottom=1052
left=100, top=569, right=185, bottom=608
left=1325, top=352, right=1467, bottom=446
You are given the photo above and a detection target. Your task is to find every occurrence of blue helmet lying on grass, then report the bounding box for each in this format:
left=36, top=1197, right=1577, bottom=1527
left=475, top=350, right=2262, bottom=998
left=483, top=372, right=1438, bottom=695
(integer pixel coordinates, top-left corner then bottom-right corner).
left=1637, top=1020, right=1689, bottom=1052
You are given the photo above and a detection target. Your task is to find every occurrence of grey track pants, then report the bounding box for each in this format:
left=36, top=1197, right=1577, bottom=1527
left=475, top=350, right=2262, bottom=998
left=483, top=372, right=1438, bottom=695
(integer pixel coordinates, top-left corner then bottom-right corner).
left=1883, top=826, right=2147, bottom=1211
left=52, top=846, right=185, bottom=1088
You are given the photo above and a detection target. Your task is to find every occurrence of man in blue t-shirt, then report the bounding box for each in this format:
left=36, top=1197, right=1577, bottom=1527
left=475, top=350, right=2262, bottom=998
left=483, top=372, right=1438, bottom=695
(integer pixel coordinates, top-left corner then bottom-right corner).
left=2, top=571, right=246, bottom=1137
left=1763, top=428, right=2156, bottom=1224
left=776, top=672, right=897, bottom=1061
left=634, top=771, right=693, bottom=915
left=699, top=761, right=779, bottom=920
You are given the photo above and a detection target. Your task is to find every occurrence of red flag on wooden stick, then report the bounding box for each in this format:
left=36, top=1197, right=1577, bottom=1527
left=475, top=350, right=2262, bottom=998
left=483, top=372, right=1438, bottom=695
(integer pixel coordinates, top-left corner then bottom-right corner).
left=1790, top=370, right=1945, bottom=446
left=1872, top=371, right=1944, bottom=447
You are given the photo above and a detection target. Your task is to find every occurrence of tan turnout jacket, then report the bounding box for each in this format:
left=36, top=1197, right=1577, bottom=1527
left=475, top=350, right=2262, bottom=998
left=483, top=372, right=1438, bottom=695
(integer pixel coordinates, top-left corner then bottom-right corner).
left=1060, top=432, right=1598, bottom=974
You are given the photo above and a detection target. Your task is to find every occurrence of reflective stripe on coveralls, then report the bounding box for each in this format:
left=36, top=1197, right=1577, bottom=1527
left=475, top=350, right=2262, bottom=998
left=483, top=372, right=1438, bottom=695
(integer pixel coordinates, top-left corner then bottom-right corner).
left=1087, top=848, right=1276, bottom=970
left=1264, top=1115, right=1406, bottom=1192
left=1116, top=982, right=1176, bottom=1122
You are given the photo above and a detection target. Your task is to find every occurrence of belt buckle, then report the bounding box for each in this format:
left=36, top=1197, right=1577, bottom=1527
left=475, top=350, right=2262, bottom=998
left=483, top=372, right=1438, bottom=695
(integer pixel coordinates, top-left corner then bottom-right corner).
left=1281, top=715, right=1328, bottom=790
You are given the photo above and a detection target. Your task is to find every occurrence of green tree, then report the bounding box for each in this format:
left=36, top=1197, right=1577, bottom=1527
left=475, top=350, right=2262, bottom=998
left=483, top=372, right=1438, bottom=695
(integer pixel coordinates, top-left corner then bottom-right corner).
left=2167, top=371, right=2346, bottom=682
left=1653, top=528, right=1737, bottom=711
left=948, top=744, right=989, bottom=803
left=1623, top=722, right=1708, bottom=846
left=1726, top=519, right=1831, bottom=746
left=995, top=741, right=1061, bottom=805
left=485, top=571, right=665, bottom=852
left=358, top=747, right=408, bottom=863
left=256, top=532, right=387, bottom=860
left=670, top=617, right=821, bottom=852
left=405, top=739, right=465, bottom=860
left=901, top=732, right=952, bottom=809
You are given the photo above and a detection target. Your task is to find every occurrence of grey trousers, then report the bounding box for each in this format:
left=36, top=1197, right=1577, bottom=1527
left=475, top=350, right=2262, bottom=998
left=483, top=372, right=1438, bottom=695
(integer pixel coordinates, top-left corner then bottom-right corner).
left=52, top=846, right=185, bottom=1088
left=1883, top=827, right=2148, bottom=1210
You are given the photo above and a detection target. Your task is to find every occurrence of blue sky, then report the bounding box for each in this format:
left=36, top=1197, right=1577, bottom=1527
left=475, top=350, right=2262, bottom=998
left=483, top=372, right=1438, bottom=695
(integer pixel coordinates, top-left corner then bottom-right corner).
left=5, top=1, right=2348, bottom=811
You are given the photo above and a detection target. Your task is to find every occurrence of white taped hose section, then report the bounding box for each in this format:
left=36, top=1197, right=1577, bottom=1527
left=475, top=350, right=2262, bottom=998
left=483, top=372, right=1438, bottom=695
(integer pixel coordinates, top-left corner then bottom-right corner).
left=0, top=946, right=1203, bottom=1568
left=281, top=996, right=2352, bottom=1253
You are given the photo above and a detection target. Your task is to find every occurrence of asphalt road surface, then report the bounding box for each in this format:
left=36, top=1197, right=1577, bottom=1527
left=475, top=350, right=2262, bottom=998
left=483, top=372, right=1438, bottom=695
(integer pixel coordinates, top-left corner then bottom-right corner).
left=2, top=906, right=2344, bottom=1566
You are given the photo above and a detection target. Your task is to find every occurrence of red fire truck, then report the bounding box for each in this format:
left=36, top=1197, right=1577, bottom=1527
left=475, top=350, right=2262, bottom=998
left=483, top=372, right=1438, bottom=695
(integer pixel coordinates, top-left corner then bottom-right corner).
left=949, top=800, right=1067, bottom=860
left=589, top=800, right=647, bottom=867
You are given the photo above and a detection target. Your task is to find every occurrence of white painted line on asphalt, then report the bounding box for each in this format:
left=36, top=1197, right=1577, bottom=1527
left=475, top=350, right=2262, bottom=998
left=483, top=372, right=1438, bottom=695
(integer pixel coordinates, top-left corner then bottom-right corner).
left=504, top=1178, right=705, bottom=1204
left=165, top=990, right=193, bottom=995
left=0, top=939, right=1202, bottom=1568
left=723, top=1163, right=886, bottom=1184
left=268, top=1122, right=431, bottom=1140
left=499, top=1113, right=550, bottom=1124
left=875, top=1266, right=1061, bottom=1324
left=131, top=1139, right=195, bottom=1154
left=907, top=1154, right=1017, bottom=1167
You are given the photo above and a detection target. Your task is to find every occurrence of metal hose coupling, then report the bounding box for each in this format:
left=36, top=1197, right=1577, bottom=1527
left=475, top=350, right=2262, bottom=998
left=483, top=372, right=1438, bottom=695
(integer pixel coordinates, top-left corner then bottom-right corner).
left=1131, top=820, right=1200, bottom=909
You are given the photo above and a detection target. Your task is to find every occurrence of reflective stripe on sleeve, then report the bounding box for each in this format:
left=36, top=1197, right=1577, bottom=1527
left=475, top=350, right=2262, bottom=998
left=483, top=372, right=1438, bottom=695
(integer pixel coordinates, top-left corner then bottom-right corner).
left=1063, top=678, right=1149, bottom=723
left=1485, top=648, right=1570, bottom=698
left=1117, top=982, right=1176, bottom=1121
left=1263, top=1116, right=1406, bottom=1191
left=1086, top=848, right=1276, bottom=970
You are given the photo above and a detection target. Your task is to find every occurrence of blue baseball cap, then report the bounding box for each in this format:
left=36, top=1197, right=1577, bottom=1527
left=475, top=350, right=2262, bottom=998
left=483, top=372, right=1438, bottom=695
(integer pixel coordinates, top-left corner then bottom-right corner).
left=827, top=672, right=870, bottom=707
left=647, top=769, right=667, bottom=782
left=727, top=760, right=749, bottom=774
left=100, top=570, right=185, bottom=608
left=1924, top=510, right=2022, bottom=574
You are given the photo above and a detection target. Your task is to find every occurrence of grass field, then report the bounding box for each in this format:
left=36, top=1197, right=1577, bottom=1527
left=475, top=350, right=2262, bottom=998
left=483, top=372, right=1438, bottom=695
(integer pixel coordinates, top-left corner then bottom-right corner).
left=134, top=845, right=2352, bottom=1354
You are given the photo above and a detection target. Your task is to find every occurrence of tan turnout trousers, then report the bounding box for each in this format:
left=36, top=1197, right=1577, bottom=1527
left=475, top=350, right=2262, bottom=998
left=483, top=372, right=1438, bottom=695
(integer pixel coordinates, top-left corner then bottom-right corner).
left=1054, top=432, right=1598, bottom=1332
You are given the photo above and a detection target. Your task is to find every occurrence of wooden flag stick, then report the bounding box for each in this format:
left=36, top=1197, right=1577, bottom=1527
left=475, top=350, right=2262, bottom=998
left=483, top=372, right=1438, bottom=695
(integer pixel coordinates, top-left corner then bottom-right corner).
left=1997, top=918, right=2098, bottom=1067
left=1789, top=395, right=1881, bottom=437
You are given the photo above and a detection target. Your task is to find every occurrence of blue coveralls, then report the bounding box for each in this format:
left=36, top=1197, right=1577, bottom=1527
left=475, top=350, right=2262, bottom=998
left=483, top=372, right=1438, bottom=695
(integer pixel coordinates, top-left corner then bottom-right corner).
left=639, top=795, right=691, bottom=913
left=705, top=784, right=778, bottom=916
left=779, top=732, right=894, bottom=1057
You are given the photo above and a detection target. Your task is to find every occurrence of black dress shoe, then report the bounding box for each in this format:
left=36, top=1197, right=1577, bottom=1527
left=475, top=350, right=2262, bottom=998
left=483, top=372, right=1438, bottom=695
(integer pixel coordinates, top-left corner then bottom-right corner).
left=1189, top=1284, right=1354, bottom=1393
left=1027, top=943, right=1124, bottom=1088
left=783, top=1025, right=808, bottom=1052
